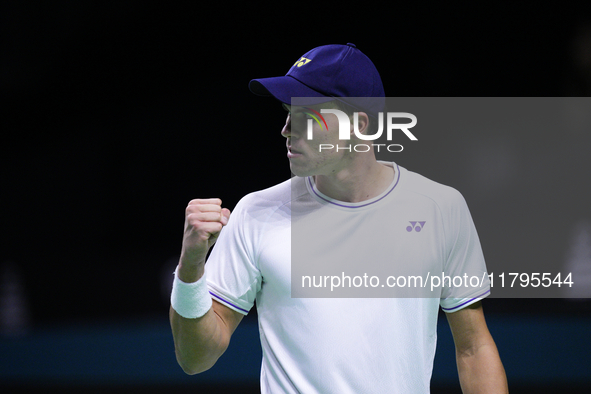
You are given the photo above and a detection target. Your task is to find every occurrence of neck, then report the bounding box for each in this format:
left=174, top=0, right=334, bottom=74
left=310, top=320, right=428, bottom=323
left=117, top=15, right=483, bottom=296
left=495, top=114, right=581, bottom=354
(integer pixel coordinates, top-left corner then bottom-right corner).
left=313, top=159, right=394, bottom=203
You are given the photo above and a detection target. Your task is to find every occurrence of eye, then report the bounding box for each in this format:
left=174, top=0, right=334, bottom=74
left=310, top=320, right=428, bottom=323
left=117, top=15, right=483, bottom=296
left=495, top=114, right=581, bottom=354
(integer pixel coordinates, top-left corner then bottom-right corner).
left=291, top=112, right=310, bottom=121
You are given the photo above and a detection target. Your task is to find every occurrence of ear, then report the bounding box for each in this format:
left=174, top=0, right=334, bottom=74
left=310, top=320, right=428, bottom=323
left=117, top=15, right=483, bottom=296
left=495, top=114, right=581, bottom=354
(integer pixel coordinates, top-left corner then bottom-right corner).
left=350, top=111, right=369, bottom=136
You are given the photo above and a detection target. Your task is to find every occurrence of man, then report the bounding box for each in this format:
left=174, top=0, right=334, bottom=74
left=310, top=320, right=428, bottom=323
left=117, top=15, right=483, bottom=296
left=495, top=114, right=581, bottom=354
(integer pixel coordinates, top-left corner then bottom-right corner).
left=170, top=43, right=508, bottom=393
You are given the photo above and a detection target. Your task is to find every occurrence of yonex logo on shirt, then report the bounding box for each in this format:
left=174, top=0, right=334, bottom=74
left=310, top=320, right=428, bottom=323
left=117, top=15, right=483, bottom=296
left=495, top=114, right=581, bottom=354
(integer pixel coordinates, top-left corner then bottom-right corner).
left=407, top=221, right=426, bottom=232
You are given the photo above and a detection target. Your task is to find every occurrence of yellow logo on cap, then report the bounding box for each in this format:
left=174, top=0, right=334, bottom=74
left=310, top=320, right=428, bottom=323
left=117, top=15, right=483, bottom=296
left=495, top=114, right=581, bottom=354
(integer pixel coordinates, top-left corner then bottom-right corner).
left=294, top=57, right=311, bottom=67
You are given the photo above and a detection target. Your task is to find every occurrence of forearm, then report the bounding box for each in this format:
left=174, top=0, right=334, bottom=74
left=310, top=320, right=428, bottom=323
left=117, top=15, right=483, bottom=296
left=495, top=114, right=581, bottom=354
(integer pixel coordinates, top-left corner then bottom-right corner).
left=169, top=301, right=230, bottom=374
left=456, top=341, right=508, bottom=394
left=169, top=258, right=229, bottom=374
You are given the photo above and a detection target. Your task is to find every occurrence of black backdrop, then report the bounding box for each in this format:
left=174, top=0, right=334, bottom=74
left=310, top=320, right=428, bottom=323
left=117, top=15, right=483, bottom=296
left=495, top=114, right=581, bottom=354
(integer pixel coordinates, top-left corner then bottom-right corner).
left=2, top=1, right=589, bottom=324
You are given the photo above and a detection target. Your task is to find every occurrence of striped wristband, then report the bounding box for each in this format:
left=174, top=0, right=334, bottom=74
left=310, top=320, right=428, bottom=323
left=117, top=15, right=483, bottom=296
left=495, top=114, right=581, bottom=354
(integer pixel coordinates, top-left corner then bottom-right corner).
left=170, top=266, right=212, bottom=319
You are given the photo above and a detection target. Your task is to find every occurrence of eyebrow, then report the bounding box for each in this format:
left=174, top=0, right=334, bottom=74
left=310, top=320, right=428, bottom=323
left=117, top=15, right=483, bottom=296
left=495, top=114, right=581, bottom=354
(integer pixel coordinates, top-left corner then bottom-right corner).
left=282, top=104, right=308, bottom=114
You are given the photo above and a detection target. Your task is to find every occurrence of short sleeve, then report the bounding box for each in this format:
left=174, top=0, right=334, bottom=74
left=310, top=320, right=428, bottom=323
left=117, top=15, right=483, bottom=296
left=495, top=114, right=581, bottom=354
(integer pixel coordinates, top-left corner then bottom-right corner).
left=439, top=190, right=490, bottom=313
left=206, top=195, right=262, bottom=315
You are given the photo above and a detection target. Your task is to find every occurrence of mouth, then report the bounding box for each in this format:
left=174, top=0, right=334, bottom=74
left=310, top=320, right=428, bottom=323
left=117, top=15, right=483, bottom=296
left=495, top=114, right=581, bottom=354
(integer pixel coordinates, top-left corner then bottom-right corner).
left=287, top=146, right=303, bottom=158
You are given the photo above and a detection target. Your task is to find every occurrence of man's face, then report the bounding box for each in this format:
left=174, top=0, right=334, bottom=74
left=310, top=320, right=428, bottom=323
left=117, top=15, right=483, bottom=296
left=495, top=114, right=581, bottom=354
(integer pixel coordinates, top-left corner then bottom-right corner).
left=281, top=102, right=356, bottom=177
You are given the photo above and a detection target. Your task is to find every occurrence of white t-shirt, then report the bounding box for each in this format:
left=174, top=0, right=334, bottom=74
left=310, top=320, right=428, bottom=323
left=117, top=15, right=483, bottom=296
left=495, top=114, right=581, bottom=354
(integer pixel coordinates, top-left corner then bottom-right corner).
left=206, top=162, right=490, bottom=393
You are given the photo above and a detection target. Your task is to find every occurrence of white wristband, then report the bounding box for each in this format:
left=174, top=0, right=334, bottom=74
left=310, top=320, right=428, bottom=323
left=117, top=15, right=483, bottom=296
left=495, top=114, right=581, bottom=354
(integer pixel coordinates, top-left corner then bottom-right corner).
left=170, top=266, right=212, bottom=319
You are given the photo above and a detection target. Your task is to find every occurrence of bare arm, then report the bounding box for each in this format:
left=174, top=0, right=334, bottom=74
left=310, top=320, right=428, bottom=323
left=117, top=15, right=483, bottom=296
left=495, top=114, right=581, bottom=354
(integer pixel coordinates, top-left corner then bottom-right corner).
left=170, top=298, right=243, bottom=374
left=445, top=301, right=509, bottom=394
left=169, top=198, right=244, bottom=374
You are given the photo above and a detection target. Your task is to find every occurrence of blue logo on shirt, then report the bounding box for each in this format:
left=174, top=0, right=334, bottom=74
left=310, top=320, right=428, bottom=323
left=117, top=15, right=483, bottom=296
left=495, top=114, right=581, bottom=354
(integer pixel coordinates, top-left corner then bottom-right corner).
left=406, top=221, right=426, bottom=232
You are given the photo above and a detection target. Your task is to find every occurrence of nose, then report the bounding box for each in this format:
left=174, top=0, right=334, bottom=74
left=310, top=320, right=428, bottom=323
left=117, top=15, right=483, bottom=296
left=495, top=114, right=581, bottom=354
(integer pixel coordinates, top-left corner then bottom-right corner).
left=281, top=114, right=291, bottom=138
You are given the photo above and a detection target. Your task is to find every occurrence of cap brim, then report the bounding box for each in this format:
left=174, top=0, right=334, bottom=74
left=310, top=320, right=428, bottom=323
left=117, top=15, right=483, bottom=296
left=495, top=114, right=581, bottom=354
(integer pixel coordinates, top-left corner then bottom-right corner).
left=249, top=76, right=334, bottom=106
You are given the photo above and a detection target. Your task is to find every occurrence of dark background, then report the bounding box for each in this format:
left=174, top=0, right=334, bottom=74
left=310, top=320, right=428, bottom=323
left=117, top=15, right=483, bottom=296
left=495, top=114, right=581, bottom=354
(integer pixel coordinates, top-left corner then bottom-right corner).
left=2, top=2, right=591, bottom=393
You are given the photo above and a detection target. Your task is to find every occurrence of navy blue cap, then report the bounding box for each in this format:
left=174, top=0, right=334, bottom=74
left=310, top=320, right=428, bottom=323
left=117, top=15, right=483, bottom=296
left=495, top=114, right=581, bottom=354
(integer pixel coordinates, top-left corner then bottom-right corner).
left=249, top=43, right=385, bottom=116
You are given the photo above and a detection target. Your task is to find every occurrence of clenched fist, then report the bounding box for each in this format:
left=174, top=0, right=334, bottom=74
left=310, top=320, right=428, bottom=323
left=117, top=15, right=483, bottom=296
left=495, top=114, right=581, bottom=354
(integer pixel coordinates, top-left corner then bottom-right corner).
left=178, top=198, right=231, bottom=281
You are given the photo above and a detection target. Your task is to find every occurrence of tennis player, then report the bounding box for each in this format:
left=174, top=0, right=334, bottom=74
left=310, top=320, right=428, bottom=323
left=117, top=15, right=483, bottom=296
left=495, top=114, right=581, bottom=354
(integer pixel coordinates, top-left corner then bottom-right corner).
left=170, top=43, right=508, bottom=393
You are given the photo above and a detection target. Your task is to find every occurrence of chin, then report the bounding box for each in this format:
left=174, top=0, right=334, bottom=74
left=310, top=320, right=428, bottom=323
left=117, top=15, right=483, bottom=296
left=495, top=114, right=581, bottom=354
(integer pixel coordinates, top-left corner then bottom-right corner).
left=289, top=164, right=314, bottom=178
left=289, top=169, right=308, bottom=178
